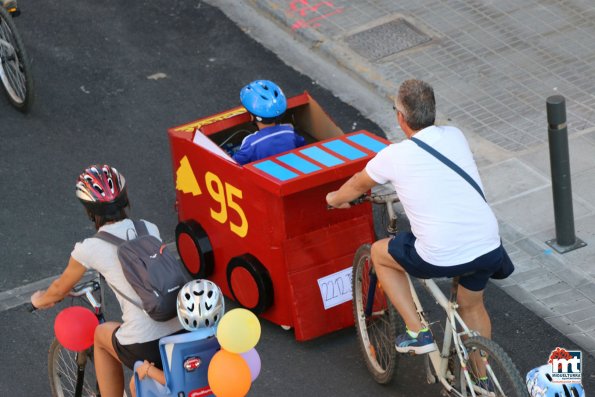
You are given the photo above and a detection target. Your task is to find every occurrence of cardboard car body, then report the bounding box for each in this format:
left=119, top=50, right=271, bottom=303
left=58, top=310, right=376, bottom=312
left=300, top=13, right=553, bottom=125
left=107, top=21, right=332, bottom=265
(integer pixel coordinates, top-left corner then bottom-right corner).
left=168, top=92, right=389, bottom=341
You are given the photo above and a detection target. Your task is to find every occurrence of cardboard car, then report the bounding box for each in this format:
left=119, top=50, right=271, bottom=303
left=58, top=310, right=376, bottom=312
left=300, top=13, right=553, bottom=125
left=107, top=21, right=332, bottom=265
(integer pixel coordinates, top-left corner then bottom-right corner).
left=168, top=92, right=389, bottom=340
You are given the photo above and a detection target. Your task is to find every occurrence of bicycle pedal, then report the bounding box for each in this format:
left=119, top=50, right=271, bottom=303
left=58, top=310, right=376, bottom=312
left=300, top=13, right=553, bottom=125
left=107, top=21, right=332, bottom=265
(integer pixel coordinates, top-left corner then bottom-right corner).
left=8, top=8, right=20, bottom=16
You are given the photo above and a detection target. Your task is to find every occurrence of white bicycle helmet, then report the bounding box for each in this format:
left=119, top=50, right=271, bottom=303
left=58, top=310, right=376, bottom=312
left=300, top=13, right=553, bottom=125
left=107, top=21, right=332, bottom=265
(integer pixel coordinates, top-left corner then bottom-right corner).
left=177, top=279, right=225, bottom=331
left=526, top=365, right=584, bottom=397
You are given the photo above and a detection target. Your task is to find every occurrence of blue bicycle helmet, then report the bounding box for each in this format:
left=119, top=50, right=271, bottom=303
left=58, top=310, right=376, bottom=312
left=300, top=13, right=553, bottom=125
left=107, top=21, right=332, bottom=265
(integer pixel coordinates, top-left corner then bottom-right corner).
left=240, top=80, right=287, bottom=121
left=526, top=365, right=584, bottom=397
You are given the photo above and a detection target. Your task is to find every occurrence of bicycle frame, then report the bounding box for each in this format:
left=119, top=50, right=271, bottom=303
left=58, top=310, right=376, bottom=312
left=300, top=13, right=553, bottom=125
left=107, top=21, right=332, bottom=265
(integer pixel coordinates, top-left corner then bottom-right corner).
left=363, top=192, right=483, bottom=397
left=363, top=272, right=477, bottom=395
left=410, top=276, right=481, bottom=396
left=356, top=191, right=523, bottom=397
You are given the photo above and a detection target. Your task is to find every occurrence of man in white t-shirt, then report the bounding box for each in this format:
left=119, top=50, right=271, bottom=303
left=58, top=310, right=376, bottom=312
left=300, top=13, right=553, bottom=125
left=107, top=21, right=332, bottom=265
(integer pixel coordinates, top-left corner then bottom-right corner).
left=327, top=80, right=511, bottom=355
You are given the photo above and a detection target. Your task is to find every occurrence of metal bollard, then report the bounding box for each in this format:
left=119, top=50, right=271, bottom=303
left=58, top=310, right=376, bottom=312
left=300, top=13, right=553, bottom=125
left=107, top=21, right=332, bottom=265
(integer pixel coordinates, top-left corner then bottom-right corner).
left=545, top=95, right=586, bottom=253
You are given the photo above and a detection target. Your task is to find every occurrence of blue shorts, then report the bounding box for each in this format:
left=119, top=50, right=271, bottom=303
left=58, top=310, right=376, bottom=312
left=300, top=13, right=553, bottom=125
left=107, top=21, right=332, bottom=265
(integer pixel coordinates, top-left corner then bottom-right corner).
left=387, top=232, right=505, bottom=291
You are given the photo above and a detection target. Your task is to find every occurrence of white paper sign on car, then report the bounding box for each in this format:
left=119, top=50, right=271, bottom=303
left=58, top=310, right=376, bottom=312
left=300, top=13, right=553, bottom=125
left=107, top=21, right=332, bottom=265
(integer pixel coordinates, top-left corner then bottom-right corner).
left=317, top=267, right=352, bottom=310
left=192, top=128, right=238, bottom=164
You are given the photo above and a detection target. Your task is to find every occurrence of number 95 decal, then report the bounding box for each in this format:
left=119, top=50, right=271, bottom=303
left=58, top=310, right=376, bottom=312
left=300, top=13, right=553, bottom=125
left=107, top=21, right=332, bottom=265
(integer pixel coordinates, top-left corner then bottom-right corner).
left=205, top=171, right=248, bottom=238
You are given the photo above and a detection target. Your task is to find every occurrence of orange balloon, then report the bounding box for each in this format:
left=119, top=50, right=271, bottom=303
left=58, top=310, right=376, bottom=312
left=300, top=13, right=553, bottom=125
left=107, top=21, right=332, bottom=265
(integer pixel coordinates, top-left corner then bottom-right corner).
left=208, top=350, right=251, bottom=397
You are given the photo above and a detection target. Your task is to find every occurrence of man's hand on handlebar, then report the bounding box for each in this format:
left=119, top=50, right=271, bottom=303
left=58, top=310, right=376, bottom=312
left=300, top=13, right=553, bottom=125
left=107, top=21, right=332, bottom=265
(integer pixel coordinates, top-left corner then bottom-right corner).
left=326, top=191, right=352, bottom=209
left=327, top=192, right=369, bottom=209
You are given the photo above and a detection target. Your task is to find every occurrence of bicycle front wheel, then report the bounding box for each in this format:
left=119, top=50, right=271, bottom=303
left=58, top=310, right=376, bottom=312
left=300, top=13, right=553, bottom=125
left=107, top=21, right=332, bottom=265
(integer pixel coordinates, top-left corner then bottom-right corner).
left=452, top=336, right=528, bottom=397
left=0, top=6, right=33, bottom=112
left=48, top=339, right=98, bottom=397
left=352, top=244, right=401, bottom=384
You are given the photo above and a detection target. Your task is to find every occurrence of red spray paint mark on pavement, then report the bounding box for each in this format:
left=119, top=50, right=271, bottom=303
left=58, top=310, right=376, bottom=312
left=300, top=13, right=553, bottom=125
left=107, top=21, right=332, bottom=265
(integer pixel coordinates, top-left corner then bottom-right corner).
left=287, top=0, right=345, bottom=30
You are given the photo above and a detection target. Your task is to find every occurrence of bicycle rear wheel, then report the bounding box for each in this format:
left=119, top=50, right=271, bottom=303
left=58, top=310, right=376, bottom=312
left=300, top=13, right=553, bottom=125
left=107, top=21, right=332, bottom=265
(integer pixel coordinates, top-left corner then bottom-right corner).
left=0, top=6, right=33, bottom=112
left=451, top=336, right=527, bottom=396
left=48, top=339, right=99, bottom=397
left=352, top=243, right=401, bottom=384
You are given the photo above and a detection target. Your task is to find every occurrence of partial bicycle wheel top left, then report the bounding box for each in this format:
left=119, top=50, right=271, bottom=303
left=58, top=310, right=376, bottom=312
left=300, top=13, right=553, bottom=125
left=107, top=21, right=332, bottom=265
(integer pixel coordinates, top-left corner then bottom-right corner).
left=0, top=6, right=33, bottom=112
left=48, top=339, right=99, bottom=397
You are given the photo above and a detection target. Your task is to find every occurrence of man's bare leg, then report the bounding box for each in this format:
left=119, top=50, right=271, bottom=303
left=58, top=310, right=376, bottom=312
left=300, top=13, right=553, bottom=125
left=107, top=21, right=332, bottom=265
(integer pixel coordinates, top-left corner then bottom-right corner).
left=457, top=285, right=492, bottom=379
left=370, top=238, right=423, bottom=332
left=457, top=286, right=491, bottom=339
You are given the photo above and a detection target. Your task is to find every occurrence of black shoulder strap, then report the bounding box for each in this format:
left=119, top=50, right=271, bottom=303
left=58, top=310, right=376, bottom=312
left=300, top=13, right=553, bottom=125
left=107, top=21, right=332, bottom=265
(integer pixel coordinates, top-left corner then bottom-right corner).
left=410, top=137, right=486, bottom=202
left=132, top=220, right=149, bottom=236
left=92, top=222, right=146, bottom=312
left=94, top=220, right=148, bottom=245
left=107, top=282, right=144, bottom=311
left=94, top=231, right=126, bottom=246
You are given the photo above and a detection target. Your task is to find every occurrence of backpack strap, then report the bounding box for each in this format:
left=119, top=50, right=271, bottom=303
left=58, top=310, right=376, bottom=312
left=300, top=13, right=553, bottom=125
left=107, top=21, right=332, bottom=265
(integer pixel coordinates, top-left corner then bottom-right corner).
left=106, top=282, right=145, bottom=312
left=94, top=231, right=126, bottom=246
left=94, top=220, right=148, bottom=245
left=132, top=220, right=149, bottom=237
left=92, top=222, right=146, bottom=312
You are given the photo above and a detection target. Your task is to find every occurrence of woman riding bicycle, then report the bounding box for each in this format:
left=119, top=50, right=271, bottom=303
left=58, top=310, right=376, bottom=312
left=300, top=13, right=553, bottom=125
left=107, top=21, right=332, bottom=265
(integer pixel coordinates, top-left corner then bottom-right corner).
left=31, top=164, right=184, bottom=397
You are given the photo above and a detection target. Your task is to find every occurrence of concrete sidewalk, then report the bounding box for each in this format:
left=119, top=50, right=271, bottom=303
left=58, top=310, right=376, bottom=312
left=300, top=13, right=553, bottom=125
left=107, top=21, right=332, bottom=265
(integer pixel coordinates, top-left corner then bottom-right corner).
left=211, top=0, right=595, bottom=355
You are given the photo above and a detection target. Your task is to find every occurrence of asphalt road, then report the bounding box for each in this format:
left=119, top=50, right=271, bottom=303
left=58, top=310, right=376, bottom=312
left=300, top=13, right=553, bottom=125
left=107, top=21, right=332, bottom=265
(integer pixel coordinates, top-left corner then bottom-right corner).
left=0, top=1, right=592, bottom=396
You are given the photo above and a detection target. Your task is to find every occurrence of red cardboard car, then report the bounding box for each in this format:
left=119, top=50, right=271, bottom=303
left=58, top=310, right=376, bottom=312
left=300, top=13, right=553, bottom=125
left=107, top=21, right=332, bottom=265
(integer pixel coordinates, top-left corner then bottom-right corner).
left=168, top=92, right=389, bottom=340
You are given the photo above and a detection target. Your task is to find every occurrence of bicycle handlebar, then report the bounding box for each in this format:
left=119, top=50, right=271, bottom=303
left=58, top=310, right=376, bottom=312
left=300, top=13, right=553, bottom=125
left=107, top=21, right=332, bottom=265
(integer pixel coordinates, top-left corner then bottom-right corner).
left=70, top=280, right=99, bottom=297
left=28, top=277, right=102, bottom=313
left=69, top=280, right=102, bottom=310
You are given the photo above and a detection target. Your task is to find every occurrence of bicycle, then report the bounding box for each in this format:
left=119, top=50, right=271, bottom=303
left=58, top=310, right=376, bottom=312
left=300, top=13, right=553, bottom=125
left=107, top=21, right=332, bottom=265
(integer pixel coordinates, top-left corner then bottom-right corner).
left=38, top=271, right=215, bottom=397
left=0, top=2, right=33, bottom=112
left=350, top=191, right=527, bottom=396
left=42, top=271, right=106, bottom=397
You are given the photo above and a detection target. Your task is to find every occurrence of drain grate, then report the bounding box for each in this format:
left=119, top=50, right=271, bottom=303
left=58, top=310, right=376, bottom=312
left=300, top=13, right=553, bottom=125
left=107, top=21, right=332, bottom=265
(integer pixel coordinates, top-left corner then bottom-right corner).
left=345, top=19, right=431, bottom=61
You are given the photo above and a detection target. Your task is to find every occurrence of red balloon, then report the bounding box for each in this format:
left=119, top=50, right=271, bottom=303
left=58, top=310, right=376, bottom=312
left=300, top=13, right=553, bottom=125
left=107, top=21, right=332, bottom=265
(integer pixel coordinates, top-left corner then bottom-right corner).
left=54, top=306, right=99, bottom=351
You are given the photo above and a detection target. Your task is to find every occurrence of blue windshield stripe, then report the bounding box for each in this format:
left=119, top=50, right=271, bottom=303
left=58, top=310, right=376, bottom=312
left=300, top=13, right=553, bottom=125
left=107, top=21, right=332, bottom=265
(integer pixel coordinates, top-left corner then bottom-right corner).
left=322, top=140, right=366, bottom=160
left=253, top=160, right=298, bottom=181
left=276, top=153, right=321, bottom=174
left=347, top=133, right=387, bottom=153
left=299, top=147, right=344, bottom=167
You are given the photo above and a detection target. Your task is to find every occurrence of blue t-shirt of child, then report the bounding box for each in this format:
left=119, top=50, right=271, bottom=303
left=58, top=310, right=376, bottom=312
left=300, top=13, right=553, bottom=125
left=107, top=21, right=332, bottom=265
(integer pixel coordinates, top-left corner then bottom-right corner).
left=232, top=124, right=306, bottom=165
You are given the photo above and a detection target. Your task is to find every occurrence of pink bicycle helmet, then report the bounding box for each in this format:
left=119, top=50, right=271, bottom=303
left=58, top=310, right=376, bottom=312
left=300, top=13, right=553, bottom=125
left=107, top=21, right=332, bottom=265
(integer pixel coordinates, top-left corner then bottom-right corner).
left=75, top=164, right=128, bottom=216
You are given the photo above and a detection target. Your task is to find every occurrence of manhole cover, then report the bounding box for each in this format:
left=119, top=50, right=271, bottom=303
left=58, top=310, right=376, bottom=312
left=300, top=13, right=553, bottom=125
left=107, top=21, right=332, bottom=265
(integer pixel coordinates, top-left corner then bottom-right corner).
left=345, top=19, right=431, bottom=61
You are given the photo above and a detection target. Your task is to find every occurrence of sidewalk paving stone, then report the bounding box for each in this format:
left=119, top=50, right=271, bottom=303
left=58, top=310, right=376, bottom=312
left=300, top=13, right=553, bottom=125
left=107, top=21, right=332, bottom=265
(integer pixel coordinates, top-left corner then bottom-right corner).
left=520, top=275, right=562, bottom=293
left=565, top=333, right=595, bottom=356
left=500, top=284, right=536, bottom=304
left=531, top=282, right=572, bottom=300
left=575, top=317, right=595, bottom=333
left=543, top=315, right=583, bottom=336
left=546, top=298, right=594, bottom=316
left=566, top=307, right=595, bottom=324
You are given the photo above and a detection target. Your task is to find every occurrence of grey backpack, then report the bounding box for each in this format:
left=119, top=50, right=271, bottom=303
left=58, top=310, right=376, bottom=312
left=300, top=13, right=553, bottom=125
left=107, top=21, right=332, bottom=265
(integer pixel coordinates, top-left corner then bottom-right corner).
left=94, top=220, right=192, bottom=321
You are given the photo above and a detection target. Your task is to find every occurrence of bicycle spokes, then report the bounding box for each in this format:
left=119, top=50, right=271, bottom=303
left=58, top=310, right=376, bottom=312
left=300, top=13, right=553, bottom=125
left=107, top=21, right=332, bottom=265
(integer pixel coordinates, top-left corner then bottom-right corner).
left=0, top=6, right=33, bottom=111
left=49, top=340, right=98, bottom=397
left=0, top=35, right=26, bottom=102
left=353, top=244, right=399, bottom=384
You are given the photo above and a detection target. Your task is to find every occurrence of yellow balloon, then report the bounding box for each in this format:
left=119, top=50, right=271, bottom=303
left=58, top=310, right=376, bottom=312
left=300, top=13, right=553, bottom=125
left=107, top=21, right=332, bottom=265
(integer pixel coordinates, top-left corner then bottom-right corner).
left=216, top=308, right=261, bottom=354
